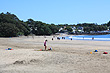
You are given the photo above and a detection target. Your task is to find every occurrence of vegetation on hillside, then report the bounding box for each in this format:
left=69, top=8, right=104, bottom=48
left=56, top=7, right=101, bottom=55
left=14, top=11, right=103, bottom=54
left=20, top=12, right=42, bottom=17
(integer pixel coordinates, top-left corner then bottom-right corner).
left=0, top=12, right=110, bottom=37
left=0, top=12, right=58, bottom=37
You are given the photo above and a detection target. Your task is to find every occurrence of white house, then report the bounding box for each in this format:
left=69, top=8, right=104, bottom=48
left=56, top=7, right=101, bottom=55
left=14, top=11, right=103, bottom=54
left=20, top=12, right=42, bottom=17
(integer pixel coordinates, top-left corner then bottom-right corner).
left=71, top=26, right=76, bottom=33
left=59, top=27, right=63, bottom=31
left=77, top=27, right=84, bottom=33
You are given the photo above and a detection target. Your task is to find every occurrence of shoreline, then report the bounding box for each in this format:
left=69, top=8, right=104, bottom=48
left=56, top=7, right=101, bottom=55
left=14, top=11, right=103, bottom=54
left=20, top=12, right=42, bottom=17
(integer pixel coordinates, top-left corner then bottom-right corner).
left=57, top=34, right=110, bottom=41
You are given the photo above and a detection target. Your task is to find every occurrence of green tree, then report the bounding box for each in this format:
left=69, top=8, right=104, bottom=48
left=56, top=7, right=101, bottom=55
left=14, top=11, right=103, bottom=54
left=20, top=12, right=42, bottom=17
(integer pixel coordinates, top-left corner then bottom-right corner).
left=0, top=12, right=30, bottom=37
left=65, top=26, right=73, bottom=32
left=49, top=24, right=59, bottom=34
left=0, top=22, right=19, bottom=37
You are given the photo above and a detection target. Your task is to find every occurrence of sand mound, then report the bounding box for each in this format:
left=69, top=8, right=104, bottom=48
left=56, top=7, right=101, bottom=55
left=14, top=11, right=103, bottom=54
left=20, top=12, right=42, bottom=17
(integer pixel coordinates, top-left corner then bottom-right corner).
left=13, top=60, right=26, bottom=64
left=13, top=59, right=42, bottom=65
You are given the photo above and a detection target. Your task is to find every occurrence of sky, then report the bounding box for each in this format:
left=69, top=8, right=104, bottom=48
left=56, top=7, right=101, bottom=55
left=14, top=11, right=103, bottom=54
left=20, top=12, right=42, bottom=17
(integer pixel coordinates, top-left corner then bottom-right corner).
left=0, top=0, right=110, bottom=25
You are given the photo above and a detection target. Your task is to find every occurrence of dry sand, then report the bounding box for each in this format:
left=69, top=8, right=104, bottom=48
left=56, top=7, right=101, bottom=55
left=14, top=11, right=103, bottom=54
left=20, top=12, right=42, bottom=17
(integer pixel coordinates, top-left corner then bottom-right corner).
left=0, top=36, right=110, bottom=73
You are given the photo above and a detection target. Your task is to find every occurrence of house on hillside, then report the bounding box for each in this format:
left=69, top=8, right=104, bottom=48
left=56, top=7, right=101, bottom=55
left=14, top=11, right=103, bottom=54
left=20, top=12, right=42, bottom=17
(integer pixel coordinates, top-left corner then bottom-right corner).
left=59, top=26, right=68, bottom=33
left=71, top=26, right=76, bottom=33
left=77, top=27, right=84, bottom=33
left=59, top=27, right=63, bottom=32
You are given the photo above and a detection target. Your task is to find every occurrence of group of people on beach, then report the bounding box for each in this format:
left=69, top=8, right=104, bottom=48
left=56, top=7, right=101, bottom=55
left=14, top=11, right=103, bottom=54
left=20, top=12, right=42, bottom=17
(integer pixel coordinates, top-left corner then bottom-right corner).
left=43, top=36, right=95, bottom=50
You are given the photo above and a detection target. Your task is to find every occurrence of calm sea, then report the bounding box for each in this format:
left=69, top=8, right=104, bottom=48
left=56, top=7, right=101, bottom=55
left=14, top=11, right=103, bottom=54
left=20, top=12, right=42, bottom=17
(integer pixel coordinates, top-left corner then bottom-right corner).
left=62, top=34, right=110, bottom=41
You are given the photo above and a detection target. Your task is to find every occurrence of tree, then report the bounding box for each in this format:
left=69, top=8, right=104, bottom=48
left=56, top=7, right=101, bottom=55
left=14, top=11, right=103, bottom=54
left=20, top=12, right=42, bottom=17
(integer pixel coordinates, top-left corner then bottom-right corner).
left=106, top=21, right=110, bottom=26
left=0, top=22, right=19, bottom=37
left=0, top=12, right=30, bottom=37
left=49, top=24, right=59, bottom=34
left=65, top=26, right=73, bottom=32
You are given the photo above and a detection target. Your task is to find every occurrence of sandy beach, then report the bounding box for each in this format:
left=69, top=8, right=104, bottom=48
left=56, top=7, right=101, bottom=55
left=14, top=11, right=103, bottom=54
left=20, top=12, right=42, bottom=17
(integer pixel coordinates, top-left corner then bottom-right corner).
left=0, top=36, right=110, bottom=73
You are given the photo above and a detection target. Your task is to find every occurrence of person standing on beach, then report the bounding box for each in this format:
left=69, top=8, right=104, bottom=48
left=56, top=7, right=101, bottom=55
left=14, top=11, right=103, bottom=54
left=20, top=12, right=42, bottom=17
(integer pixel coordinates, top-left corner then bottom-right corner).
left=52, top=38, right=53, bottom=40
left=92, top=37, right=94, bottom=40
left=44, top=40, right=47, bottom=50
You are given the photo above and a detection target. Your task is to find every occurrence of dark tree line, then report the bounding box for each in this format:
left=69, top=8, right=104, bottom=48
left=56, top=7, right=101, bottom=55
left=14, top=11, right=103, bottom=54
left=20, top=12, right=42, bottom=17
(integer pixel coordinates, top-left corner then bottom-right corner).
left=0, top=12, right=59, bottom=37
left=58, top=23, right=109, bottom=34
left=0, top=12, right=110, bottom=37
left=84, top=25, right=107, bottom=32
left=0, top=12, right=30, bottom=37
left=25, top=19, right=59, bottom=35
left=77, top=23, right=108, bottom=33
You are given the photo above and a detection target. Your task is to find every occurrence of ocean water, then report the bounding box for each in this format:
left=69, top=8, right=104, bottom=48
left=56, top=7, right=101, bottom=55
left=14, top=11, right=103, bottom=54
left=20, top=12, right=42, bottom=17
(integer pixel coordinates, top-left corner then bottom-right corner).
left=61, top=34, right=110, bottom=41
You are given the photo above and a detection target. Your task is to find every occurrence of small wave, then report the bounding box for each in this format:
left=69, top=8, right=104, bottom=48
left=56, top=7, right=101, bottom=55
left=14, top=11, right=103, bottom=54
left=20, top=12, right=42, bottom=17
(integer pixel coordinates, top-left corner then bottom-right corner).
left=65, top=35, right=110, bottom=41
left=69, top=36, right=73, bottom=38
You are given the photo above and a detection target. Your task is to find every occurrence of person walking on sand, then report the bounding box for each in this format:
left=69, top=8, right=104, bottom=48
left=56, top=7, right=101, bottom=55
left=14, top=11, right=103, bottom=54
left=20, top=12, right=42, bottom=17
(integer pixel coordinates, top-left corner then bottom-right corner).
left=44, top=40, right=47, bottom=50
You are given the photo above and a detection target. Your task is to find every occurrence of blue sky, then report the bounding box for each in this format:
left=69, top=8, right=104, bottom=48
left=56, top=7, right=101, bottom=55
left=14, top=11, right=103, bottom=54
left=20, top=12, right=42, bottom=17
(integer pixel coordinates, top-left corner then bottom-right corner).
left=1, top=0, right=110, bottom=25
